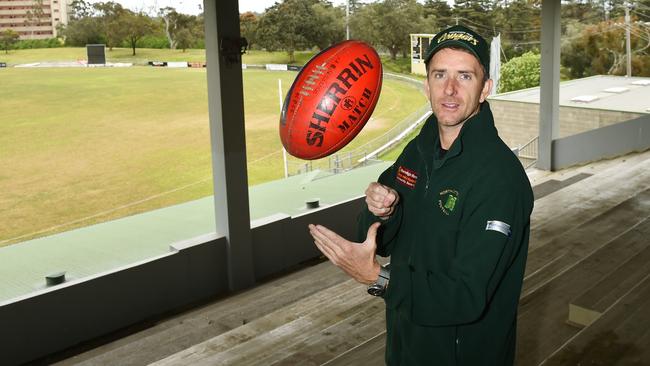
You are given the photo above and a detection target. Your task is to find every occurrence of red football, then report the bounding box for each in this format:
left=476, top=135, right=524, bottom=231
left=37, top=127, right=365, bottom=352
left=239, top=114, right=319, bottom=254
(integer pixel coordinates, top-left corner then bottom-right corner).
left=280, top=40, right=383, bottom=160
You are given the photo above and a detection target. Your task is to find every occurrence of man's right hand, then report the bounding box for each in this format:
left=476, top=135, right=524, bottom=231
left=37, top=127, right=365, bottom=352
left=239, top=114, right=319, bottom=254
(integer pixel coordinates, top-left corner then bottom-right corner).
left=365, top=182, right=399, bottom=218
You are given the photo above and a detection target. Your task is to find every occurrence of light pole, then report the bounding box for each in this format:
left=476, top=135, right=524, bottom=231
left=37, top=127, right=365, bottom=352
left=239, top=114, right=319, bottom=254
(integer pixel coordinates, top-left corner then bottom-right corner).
left=346, top=0, right=350, bottom=40
left=624, top=2, right=632, bottom=77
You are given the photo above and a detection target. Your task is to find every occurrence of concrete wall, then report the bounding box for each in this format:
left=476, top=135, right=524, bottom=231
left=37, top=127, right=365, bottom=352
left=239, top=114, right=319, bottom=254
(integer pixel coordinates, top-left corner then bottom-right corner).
left=0, top=235, right=229, bottom=366
left=552, top=114, right=650, bottom=170
left=489, top=99, right=644, bottom=149
left=0, top=197, right=366, bottom=365
left=251, top=197, right=364, bottom=279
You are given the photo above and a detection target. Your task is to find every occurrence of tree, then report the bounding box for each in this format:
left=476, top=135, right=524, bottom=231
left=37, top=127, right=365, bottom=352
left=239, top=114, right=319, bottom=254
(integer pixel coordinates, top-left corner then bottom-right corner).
left=310, top=2, right=345, bottom=49
left=1, top=29, right=20, bottom=54
left=93, top=1, right=128, bottom=50
left=122, top=11, right=155, bottom=55
left=191, top=14, right=205, bottom=47
left=499, top=51, right=540, bottom=93
left=69, top=0, right=94, bottom=20
left=58, top=17, right=105, bottom=46
left=239, top=11, right=258, bottom=49
left=561, top=17, right=650, bottom=78
left=159, top=7, right=178, bottom=48
left=175, top=28, right=194, bottom=52
left=159, top=7, right=201, bottom=50
left=452, top=0, right=494, bottom=36
left=351, top=0, right=424, bottom=60
left=492, top=0, right=541, bottom=60
left=256, top=0, right=321, bottom=62
left=423, top=0, right=454, bottom=29
left=346, top=0, right=363, bottom=14
left=561, top=0, right=615, bottom=23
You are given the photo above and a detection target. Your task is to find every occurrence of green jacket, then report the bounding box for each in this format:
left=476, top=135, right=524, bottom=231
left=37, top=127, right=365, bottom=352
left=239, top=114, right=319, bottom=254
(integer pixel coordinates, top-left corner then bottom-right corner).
left=358, top=102, right=533, bottom=366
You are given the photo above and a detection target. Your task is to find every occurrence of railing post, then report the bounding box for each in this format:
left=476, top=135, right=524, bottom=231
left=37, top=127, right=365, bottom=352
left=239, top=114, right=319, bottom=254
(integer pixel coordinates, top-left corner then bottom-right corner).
left=335, top=154, right=340, bottom=174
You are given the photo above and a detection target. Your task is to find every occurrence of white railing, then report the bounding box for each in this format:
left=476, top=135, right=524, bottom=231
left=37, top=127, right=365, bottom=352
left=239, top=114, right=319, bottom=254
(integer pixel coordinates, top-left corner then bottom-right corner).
left=516, top=136, right=538, bottom=169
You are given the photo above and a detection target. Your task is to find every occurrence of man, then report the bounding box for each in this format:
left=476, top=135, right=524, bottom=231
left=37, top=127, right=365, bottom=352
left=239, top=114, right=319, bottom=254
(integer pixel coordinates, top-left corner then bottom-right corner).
left=309, top=25, right=533, bottom=365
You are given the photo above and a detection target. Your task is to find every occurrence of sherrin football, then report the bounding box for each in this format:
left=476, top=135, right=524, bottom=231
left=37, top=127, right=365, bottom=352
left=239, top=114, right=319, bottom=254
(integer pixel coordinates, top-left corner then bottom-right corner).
left=280, top=40, right=382, bottom=160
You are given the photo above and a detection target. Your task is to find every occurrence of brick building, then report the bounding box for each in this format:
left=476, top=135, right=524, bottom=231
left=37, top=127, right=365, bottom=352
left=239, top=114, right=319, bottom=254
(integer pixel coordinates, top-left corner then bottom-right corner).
left=0, top=0, right=70, bottom=39
left=488, top=75, right=650, bottom=149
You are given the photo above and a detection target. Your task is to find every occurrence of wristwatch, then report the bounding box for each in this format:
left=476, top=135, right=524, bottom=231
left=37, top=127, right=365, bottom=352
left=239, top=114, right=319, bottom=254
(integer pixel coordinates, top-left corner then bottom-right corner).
left=367, top=264, right=390, bottom=297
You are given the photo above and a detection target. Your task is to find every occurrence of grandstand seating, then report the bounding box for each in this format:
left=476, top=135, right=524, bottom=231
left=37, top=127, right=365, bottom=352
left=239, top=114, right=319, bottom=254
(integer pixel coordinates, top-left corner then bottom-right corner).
left=52, top=149, right=650, bottom=366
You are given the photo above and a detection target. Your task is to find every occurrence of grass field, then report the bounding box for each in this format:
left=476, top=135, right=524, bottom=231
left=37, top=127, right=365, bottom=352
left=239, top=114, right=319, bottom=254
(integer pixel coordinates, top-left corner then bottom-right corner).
left=0, top=51, right=427, bottom=245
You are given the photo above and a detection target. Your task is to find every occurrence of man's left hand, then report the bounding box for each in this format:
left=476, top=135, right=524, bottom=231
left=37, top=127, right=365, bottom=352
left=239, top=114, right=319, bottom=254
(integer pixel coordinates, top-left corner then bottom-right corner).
left=308, top=222, right=381, bottom=285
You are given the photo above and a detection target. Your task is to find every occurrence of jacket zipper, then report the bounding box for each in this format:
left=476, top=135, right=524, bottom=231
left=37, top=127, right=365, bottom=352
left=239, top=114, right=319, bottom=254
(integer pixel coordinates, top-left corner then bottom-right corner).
left=455, top=326, right=460, bottom=365
left=416, top=141, right=432, bottom=192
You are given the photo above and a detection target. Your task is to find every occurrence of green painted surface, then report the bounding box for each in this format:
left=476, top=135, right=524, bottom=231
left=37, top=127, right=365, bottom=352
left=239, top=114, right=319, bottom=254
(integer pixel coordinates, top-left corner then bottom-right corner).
left=248, top=162, right=392, bottom=219
left=0, top=162, right=391, bottom=303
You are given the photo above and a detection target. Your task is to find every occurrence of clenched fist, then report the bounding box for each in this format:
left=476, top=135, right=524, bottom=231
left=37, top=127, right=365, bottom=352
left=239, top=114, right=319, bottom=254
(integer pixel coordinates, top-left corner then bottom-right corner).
left=365, top=182, right=399, bottom=219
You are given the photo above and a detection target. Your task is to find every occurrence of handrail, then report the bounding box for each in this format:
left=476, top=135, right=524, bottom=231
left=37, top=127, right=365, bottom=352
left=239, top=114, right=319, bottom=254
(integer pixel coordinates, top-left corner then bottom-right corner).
left=517, top=135, right=538, bottom=169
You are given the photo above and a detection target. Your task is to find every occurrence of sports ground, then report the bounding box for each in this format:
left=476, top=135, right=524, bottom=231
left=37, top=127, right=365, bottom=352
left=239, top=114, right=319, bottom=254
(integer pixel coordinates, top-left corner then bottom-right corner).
left=0, top=48, right=427, bottom=246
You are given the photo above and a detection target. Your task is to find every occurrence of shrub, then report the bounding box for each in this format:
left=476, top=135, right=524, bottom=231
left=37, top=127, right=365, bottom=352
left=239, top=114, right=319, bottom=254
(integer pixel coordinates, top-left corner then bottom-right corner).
left=133, top=35, right=170, bottom=49
left=498, top=51, right=540, bottom=93
left=15, top=37, right=63, bottom=49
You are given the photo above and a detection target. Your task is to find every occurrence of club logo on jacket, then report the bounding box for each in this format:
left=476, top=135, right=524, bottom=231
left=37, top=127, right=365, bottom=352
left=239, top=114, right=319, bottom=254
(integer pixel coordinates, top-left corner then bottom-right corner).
left=396, top=166, right=418, bottom=189
left=438, top=189, right=459, bottom=215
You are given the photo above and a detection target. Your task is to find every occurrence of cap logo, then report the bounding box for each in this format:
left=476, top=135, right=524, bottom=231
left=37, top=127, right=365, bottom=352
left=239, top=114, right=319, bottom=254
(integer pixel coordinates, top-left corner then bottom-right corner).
left=437, top=31, right=479, bottom=46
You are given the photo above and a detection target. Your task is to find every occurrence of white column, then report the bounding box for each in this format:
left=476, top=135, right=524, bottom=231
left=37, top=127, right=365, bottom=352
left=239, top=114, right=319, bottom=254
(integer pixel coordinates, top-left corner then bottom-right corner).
left=204, top=0, right=255, bottom=291
left=537, top=0, right=561, bottom=171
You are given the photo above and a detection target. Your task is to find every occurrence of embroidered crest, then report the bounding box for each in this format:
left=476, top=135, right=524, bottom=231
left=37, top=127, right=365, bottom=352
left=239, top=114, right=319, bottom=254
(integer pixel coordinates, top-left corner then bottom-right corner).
left=438, top=189, right=459, bottom=215
left=396, top=166, right=418, bottom=189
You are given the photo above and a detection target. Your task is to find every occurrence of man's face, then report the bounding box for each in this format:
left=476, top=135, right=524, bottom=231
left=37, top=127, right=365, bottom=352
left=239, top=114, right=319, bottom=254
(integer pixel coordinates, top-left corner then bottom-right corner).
left=424, top=48, right=492, bottom=128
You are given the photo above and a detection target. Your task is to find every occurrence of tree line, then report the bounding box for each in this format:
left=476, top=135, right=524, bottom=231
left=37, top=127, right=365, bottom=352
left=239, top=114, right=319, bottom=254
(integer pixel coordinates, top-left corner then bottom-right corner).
left=242, top=0, right=650, bottom=80
left=57, top=0, right=204, bottom=55
left=2, top=0, right=649, bottom=81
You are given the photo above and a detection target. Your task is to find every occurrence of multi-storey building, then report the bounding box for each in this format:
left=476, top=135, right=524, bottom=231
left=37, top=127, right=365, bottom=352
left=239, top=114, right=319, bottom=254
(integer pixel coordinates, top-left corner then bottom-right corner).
left=0, top=0, right=70, bottom=39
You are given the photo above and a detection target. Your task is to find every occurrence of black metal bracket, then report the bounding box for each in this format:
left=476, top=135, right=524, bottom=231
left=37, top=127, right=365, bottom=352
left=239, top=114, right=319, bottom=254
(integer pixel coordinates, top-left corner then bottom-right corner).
left=220, top=37, right=248, bottom=65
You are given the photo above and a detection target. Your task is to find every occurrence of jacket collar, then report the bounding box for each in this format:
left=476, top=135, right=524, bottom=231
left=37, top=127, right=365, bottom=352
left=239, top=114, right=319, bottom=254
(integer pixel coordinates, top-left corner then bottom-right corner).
left=416, top=101, right=496, bottom=170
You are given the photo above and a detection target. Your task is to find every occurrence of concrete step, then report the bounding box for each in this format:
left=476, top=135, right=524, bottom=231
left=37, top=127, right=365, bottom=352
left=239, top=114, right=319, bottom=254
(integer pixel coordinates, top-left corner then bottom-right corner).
left=532, top=172, right=592, bottom=200
left=523, top=188, right=650, bottom=296
left=526, top=149, right=650, bottom=188
left=323, top=332, right=386, bottom=366
left=568, top=228, right=650, bottom=327
left=529, top=155, right=650, bottom=251
left=516, top=211, right=650, bottom=366
left=54, top=260, right=348, bottom=366
left=151, top=279, right=372, bottom=365
left=542, top=274, right=650, bottom=366
left=265, top=300, right=384, bottom=366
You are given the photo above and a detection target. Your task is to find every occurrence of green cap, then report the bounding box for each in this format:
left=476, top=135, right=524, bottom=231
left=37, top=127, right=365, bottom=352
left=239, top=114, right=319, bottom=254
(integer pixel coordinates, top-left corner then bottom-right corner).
left=424, top=25, right=490, bottom=78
